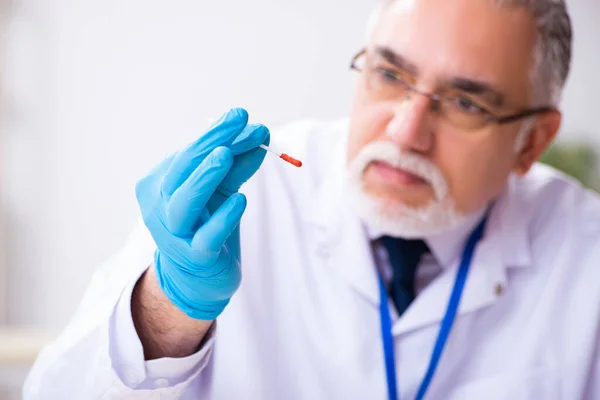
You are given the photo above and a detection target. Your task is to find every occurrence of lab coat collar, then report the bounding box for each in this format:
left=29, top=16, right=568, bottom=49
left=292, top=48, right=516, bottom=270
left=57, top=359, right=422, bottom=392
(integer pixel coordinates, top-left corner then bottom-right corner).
left=307, top=126, right=533, bottom=329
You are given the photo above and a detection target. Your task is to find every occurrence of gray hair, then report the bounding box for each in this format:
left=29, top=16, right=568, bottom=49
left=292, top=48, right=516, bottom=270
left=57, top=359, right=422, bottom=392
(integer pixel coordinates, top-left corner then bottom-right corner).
left=367, top=0, right=573, bottom=107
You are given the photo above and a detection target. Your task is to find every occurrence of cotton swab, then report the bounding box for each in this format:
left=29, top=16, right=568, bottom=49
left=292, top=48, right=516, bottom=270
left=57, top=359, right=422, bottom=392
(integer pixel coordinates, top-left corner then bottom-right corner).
left=259, top=144, right=303, bottom=168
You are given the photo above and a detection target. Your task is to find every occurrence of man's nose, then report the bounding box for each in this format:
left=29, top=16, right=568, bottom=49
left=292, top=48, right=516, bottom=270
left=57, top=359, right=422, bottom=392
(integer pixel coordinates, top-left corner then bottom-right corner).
left=385, top=93, right=434, bottom=153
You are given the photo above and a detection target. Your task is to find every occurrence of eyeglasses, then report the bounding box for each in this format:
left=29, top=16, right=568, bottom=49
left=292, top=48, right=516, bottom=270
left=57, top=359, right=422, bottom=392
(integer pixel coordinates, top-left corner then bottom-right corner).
left=350, top=49, right=553, bottom=131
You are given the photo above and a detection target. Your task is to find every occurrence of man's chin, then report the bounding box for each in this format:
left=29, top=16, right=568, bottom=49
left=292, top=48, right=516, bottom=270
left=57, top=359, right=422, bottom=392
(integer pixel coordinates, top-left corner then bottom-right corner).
left=364, top=190, right=435, bottom=212
left=348, top=187, right=464, bottom=238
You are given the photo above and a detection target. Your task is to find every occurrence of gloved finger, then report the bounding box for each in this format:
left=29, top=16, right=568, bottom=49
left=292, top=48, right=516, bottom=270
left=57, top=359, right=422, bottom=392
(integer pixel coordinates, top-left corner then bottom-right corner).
left=230, top=124, right=270, bottom=156
left=206, top=127, right=269, bottom=213
left=161, top=107, right=249, bottom=196
left=193, top=192, right=247, bottom=254
left=166, top=146, right=234, bottom=237
left=135, top=152, right=175, bottom=204
left=206, top=132, right=269, bottom=216
left=135, top=153, right=178, bottom=233
left=222, top=129, right=270, bottom=196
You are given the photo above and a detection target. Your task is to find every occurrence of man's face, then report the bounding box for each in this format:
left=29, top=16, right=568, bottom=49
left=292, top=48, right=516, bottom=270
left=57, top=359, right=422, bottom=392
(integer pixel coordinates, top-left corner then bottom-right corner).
left=346, top=0, right=559, bottom=236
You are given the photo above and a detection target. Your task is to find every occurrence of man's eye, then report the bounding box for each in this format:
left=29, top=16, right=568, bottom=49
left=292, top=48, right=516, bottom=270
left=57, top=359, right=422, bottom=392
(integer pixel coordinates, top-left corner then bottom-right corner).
left=374, top=67, right=407, bottom=84
left=450, top=96, right=484, bottom=114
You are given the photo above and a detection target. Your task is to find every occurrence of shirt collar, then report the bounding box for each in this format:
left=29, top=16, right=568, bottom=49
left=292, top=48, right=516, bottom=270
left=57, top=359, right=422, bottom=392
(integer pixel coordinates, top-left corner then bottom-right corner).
left=366, top=207, right=486, bottom=268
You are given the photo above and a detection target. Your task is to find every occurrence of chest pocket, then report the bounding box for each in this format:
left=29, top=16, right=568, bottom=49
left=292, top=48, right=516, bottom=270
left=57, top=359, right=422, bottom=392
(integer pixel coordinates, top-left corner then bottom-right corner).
left=444, top=367, right=561, bottom=400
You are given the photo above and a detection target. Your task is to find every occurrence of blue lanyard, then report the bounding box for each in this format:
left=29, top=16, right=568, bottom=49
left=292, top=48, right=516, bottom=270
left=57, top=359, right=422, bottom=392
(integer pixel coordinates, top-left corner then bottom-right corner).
left=379, top=216, right=488, bottom=400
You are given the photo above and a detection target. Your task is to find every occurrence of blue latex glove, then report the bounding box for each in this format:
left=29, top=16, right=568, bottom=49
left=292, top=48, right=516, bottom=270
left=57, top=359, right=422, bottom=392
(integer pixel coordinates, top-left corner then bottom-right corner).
left=135, top=108, right=270, bottom=320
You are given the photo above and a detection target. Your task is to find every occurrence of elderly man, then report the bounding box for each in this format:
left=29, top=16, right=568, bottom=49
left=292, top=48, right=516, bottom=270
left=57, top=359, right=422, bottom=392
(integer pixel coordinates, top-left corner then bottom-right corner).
left=24, top=0, right=600, bottom=399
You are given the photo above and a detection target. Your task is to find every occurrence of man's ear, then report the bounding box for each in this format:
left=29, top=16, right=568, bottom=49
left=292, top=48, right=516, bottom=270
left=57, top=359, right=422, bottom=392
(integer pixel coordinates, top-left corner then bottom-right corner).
left=513, top=110, right=562, bottom=176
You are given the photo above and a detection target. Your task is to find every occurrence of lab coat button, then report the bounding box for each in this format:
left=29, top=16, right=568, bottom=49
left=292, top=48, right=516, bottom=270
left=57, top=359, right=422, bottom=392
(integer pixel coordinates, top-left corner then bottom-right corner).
left=494, top=283, right=504, bottom=297
left=154, top=378, right=170, bottom=388
left=122, top=367, right=143, bottom=386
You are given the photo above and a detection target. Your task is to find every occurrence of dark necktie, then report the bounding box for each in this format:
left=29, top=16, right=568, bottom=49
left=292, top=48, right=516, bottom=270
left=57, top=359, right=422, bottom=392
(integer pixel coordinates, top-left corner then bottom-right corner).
left=380, top=236, right=430, bottom=317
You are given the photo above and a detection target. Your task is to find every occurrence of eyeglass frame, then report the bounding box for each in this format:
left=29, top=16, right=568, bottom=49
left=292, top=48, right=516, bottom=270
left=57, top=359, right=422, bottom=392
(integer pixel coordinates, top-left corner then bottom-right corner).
left=349, top=49, right=554, bottom=127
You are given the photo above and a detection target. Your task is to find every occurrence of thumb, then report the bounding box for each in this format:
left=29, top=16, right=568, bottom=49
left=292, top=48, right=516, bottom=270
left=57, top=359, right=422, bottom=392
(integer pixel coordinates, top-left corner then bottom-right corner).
left=206, top=128, right=269, bottom=213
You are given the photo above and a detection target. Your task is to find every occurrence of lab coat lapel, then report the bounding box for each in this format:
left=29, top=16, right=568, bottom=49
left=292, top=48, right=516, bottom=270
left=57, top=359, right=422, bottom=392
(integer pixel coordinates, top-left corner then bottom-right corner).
left=393, top=224, right=507, bottom=335
left=318, top=204, right=381, bottom=305
left=394, top=177, right=533, bottom=335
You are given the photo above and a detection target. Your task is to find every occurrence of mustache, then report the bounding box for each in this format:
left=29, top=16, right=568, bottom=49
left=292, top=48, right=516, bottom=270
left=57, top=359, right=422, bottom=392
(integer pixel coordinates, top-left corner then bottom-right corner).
left=348, top=140, right=449, bottom=199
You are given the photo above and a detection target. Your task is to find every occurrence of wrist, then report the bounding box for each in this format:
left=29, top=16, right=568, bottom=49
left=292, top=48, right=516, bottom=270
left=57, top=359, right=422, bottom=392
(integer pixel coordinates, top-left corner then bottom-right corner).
left=132, top=265, right=213, bottom=360
left=154, top=252, right=229, bottom=320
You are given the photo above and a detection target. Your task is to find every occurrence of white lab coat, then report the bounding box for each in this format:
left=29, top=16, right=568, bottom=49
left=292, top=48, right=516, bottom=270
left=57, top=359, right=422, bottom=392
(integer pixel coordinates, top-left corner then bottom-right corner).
left=24, top=119, right=600, bottom=399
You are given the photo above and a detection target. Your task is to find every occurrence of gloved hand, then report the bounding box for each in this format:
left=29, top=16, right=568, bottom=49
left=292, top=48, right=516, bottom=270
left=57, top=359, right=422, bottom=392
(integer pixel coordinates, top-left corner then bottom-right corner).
left=135, top=108, right=270, bottom=320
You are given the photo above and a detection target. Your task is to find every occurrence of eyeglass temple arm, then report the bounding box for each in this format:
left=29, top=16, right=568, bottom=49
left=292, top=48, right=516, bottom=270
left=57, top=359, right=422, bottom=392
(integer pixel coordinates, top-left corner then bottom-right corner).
left=491, top=106, right=554, bottom=124
left=349, top=49, right=367, bottom=70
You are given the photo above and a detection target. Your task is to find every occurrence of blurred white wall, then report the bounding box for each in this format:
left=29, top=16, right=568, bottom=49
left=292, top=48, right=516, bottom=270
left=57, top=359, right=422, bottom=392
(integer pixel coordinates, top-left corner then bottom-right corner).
left=1, top=0, right=599, bottom=331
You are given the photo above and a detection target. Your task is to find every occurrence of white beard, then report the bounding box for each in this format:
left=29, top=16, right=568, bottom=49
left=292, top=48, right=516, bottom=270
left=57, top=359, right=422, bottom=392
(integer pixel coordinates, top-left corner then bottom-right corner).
left=346, top=140, right=466, bottom=238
